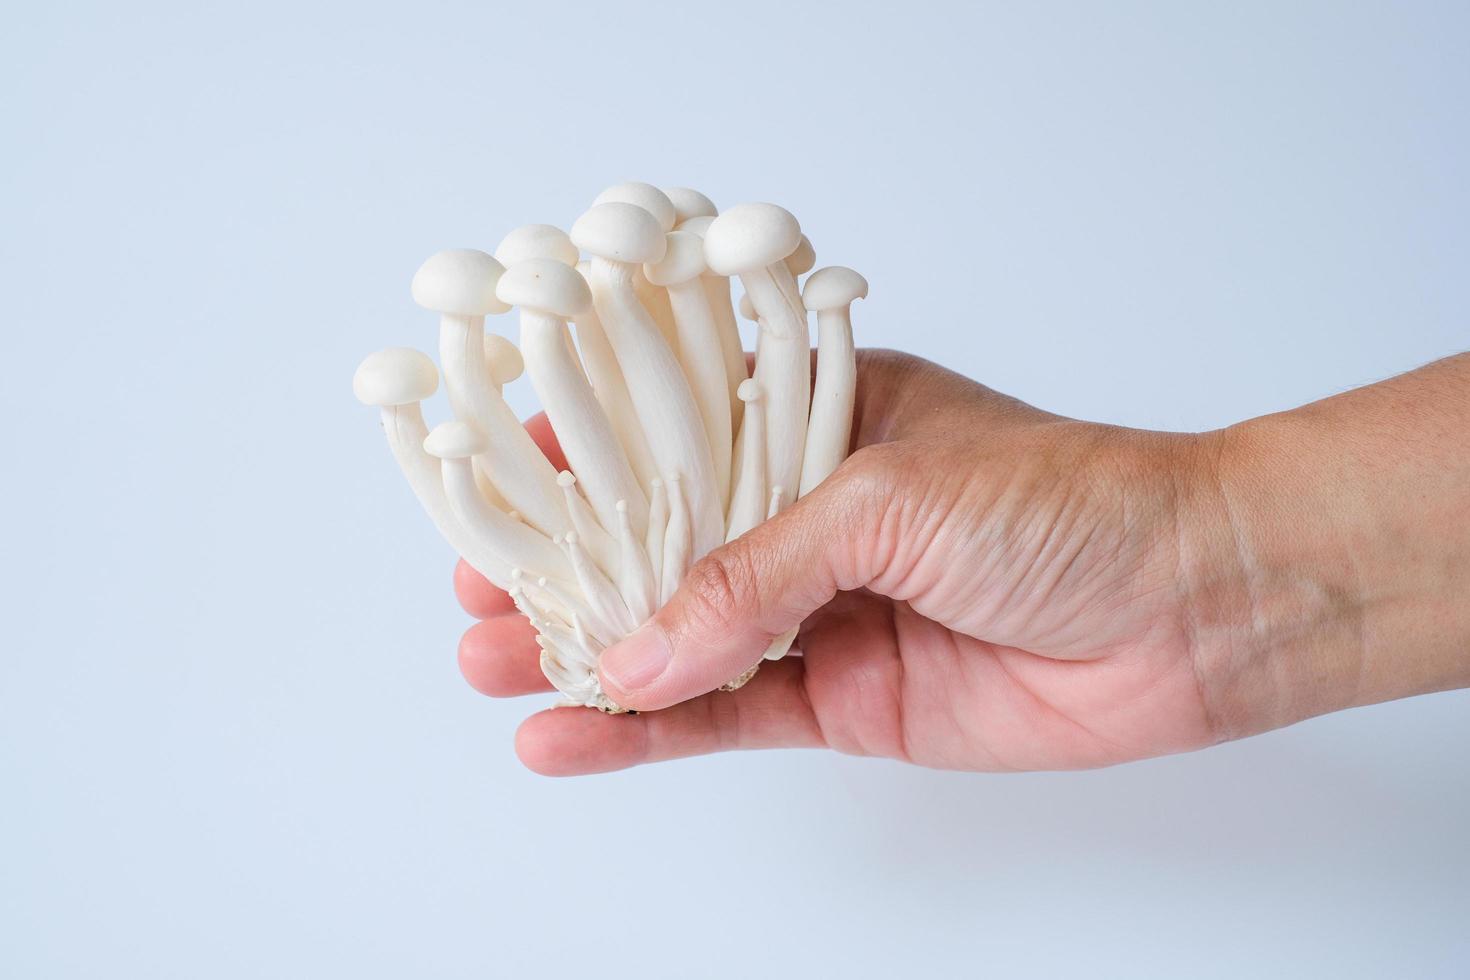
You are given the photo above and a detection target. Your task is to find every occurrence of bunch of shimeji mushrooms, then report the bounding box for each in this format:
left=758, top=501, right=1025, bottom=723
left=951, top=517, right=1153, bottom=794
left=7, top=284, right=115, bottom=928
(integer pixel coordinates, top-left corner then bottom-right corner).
left=354, top=183, right=867, bottom=711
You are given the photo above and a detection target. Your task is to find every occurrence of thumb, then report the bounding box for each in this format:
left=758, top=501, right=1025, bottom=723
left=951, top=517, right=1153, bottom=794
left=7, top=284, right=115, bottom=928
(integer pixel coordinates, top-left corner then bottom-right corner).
left=598, top=451, right=892, bottom=711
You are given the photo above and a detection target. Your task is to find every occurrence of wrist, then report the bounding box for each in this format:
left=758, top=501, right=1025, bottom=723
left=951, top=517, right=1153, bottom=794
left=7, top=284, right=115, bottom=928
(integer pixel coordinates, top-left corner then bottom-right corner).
left=1176, top=377, right=1470, bottom=739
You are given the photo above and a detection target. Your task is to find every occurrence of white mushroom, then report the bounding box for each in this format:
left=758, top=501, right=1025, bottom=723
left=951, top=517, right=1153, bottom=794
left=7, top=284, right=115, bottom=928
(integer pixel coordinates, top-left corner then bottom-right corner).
left=353, top=348, right=518, bottom=589
left=411, top=249, right=568, bottom=538
left=570, top=202, right=724, bottom=557
left=423, top=420, right=573, bottom=585
left=659, top=474, right=691, bottom=604
left=482, top=333, right=524, bottom=392
left=798, top=266, right=867, bottom=496
left=592, top=183, right=680, bottom=352
left=570, top=261, right=660, bottom=496
left=644, top=229, right=734, bottom=508
left=614, top=499, right=657, bottom=624
left=662, top=186, right=717, bottom=225
left=495, top=258, right=646, bottom=552
left=677, top=213, right=748, bottom=429
left=786, top=235, right=816, bottom=279
left=645, top=477, right=668, bottom=586
left=703, top=204, right=810, bottom=498
left=493, top=223, right=580, bottom=268
left=725, top=379, right=767, bottom=542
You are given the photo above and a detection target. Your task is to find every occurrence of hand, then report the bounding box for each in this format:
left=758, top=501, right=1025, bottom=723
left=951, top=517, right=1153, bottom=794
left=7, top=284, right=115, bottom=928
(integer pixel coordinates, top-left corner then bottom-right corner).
left=455, top=350, right=1470, bottom=775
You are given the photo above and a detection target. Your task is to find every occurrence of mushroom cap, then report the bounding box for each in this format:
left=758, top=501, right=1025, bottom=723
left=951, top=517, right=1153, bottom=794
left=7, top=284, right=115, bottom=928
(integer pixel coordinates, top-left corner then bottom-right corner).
left=737, top=378, right=761, bottom=402
left=484, top=333, right=524, bottom=386
left=786, top=235, right=816, bottom=276
left=411, top=249, right=510, bottom=316
left=424, top=420, right=489, bottom=460
left=592, top=182, right=677, bottom=232
left=738, top=292, right=758, bottom=321
left=353, top=347, right=438, bottom=406
left=570, top=203, right=668, bottom=265
left=802, top=266, right=869, bottom=311
left=642, top=230, right=707, bottom=286
left=675, top=214, right=714, bottom=237
left=702, top=203, right=802, bottom=277
left=495, top=258, right=592, bottom=318
left=663, top=187, right=717, bottom=224
left=494, top=224, right=579, bottom=268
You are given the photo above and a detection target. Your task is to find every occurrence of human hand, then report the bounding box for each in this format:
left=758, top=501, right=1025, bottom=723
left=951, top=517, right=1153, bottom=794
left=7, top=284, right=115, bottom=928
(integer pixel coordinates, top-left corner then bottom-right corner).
left=456, top=350, right=1470, bottom=774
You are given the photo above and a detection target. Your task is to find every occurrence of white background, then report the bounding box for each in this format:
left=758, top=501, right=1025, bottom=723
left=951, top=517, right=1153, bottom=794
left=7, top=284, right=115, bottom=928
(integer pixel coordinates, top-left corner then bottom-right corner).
left=3, top=2, right=1467, bottom=976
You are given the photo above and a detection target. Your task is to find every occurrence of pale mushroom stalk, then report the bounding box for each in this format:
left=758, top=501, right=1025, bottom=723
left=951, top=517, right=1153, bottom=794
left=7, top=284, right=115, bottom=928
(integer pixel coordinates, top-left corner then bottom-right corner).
left=766, top=485, right=785, bottom=520
left=426, top=422, right=574, bottom=586
left=411, top=250, right=568, bottom=537
left=615, top=499, right=657, bottom=624
left=563, top=531, right=637, bottom=636
left=725, top=380, right=768, bottom=542
left=798, top=266, right=867, bottom=497
left=557, top=472, right=619, bottom=575
left=678, top=214, right=748, bottom=430
left=497, top=258, right=647, bottom=545
left=659, top=474, right=692, bottom=605
left=645, top=477, right=668, bottom=586
left=644, top=229, right=734, bottom=509
left=353, top=349, right=513, bottom=590
left=535, top=575, right=617, bottom=649
left=703, top=204, right=811, bottom=499
left=571, top=203, right=724, bottom=556
left=569, top=290, right=661, bottom=496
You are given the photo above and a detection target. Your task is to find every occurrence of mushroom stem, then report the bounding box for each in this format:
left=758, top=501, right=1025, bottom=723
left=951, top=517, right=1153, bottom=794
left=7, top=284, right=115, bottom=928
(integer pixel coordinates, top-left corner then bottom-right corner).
left=645, top=477, right=668, bottom=586
left=569, top=299, right=661, bottom=497
left=798, top=287, right=860, bottom=497
left=438, top=451, right=572, bottom=585
left=519, top=307, right=647, bottom=535
left=563, top=531, right=637, bottom=636
left=705, top=274, right=749, bottom=429
left=644, top=230, right=735, bottom=509
left=668, top=280, right=734, bottom=507
left=740, top=266, right=811, bottom=499
left=586, top=258, right=723, bottom=556
left=438, top=314, right=568, bottom=537
left=377, top=404, right=513, bottom=589
left=557, top=471, right=619, bottom=576
left=615, top=499, right=657, bottom=624
left=725, top=380, right=768, bottom=542
left=659, top=474, right=692, bottom=604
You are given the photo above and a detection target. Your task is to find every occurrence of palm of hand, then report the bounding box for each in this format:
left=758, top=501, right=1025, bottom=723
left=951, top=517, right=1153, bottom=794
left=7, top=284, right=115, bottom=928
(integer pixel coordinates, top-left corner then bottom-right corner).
left=457, top=351, right=1217, bottom=775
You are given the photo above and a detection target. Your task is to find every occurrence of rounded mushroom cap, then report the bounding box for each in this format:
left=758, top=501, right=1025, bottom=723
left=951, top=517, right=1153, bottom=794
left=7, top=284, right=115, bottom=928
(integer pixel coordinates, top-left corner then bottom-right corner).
left=353, top=347, right=438, bottom=406
left=737, top=378, right=761, bottom=403
left=424, top=420, right=489, bottom=460
left=411, top=249, right=510, bottom=316
left=495, top=258, right=592, bottom=318
left=802, top=266, right=869, bottom=311
left=570, top=203, right=668, bottom=265
left=786, top=235, right=816, bottom=276
left=484, top=333, right=523, bottom=386
left=642, top=230, right=707, bottom=286
left=738, top=292, right=758, bottom=321
left=494, top=224, right=579, bottom=268
left=662, top=187, right=717, bottom=224
left=703, top=203, right=802, bottom=276
left=592, top=182, right=677, bottom=232
left=675, top=214, right=714, bottom=237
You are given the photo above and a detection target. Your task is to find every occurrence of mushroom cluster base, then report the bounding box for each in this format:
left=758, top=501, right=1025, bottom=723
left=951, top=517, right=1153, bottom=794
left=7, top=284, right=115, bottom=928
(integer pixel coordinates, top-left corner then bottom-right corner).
left=354, top=184, right=867, bottom=712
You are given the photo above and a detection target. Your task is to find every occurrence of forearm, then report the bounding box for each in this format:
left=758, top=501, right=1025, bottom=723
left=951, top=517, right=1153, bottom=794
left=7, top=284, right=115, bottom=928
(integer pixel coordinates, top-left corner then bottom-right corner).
left=1180, top=353, right=1470, bottom=738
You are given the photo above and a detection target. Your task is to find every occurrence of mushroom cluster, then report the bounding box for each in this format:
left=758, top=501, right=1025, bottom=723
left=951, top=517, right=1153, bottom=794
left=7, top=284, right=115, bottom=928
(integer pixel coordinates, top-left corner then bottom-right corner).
left=354, top=184, right=867, bottom=711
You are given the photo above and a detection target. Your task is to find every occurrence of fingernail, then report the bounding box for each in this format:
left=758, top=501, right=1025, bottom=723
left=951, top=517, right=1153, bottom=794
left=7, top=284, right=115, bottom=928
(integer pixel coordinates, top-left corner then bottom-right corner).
left=599, top=623, right=672, bottom=694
